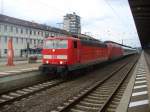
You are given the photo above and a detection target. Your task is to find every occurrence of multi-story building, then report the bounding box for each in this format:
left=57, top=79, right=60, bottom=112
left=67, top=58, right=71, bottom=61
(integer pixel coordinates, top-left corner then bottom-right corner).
left=63, top=12, right=81, bottom=34
left=0, top=14, right=69, bottom=57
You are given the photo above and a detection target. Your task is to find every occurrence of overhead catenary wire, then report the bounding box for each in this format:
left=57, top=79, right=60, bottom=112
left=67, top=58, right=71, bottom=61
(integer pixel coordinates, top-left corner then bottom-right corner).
left=104, top=0, right=128, bottom=27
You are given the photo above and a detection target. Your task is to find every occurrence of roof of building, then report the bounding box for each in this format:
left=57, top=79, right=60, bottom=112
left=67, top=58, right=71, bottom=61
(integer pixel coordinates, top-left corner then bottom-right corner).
left=0, top=14, right=69, bottom=34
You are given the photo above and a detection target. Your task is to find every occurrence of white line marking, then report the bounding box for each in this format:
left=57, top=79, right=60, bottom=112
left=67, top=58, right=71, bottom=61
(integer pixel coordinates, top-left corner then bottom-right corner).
left=136, top=72, right=146, bottom=75
left=137, top=70, right=146, bottom=72
left=6, top=71, right=21, bottom=73
left=135, top=80, right=147, bottom=84
left=129, top=100, right=149, bottom=107
left=134, top=85, right=147, bottom=89
left=137, top=72, right=146, bottom=75
left=132, top=91, right=148, bottom=96
left=136, top=75, right=144, bottom=77
left=136, top=77, right=146, bottom=80
left=0, top=72, right=11, bottom=75
left=21, top=68, right=38, bottom=71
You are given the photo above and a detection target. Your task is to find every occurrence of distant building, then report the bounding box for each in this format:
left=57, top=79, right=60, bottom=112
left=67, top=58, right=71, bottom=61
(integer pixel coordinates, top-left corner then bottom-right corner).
left=0, top=14, right=69, bottom=57
left=63, top=12, right=81, bottom=34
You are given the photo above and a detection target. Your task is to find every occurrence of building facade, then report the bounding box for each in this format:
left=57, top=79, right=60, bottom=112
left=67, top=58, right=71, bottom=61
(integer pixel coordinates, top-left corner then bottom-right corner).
left=0, top=14, right=68, bottom=57
left=63, top=12, right=81, bottom=34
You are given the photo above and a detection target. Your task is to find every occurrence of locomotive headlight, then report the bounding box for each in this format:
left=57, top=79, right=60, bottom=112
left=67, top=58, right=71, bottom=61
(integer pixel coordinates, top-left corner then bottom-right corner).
left=60, top=61, right=63, bottom=64
left=52, top=49, right=55, bottom=52
left=46, top=60, right=49, bottom=64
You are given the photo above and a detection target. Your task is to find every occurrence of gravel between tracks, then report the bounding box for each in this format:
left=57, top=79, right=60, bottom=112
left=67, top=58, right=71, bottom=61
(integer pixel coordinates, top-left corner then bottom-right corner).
left=0, top=56, right=136, bottom=112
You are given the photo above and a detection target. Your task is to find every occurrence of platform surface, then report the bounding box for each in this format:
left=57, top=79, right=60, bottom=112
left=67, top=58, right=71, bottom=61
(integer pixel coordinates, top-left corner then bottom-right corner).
left=116, top=51, right=150, bottom=112
left=0, top=60, right=41, bottom=77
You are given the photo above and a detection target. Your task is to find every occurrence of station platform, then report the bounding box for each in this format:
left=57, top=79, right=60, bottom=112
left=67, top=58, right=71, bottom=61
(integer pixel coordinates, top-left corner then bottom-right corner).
left=0, top=60, right=41, bottom=77
left=116, top=51, right=150, bottom=112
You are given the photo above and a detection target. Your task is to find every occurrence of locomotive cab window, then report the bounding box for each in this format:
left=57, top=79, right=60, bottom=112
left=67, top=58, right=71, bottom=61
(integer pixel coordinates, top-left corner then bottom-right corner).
left=44, top=39, right=68, bottom=49
left=74, top=41, right=77, bottom=48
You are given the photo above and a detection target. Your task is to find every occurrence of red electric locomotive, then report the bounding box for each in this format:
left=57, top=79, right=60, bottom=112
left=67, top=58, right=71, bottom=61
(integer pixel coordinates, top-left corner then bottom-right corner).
left=39, top=35, right=108, bottom=76
left=39, top=35, right=136, bottom=76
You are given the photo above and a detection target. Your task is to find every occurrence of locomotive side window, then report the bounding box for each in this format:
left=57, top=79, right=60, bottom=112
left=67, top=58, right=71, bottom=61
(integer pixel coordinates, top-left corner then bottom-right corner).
left=74, top=41, right=77, bottom=48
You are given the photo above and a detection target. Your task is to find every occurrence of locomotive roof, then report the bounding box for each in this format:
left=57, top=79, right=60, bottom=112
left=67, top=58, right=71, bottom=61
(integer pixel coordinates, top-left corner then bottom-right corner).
left=104, top=41, right=136, bottom=49
left=45, top=36, right=107, bottom=47
left=71, top=34, right=99, bottom=41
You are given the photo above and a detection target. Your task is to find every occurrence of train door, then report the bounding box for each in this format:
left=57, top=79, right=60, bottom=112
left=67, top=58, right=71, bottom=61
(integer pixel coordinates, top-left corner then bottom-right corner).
left=73, top=40, right=80, bottom=63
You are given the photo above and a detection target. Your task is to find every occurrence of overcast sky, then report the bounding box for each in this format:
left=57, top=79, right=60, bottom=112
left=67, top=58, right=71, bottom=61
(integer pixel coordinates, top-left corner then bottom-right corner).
left=1, top=0, right=141, bottom=47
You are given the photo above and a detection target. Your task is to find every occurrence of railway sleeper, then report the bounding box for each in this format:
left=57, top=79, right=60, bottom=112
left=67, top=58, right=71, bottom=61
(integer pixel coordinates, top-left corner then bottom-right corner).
left=79, top=101, right=102, bottom=107
left=74, top=104, right=100, bottom=111
left=89, top=94, right=109, bottom=99
left=1, top=95, right=14, bottom=100
left=83, top=98, right=105, bottom=104
left=16, top=90, right=28, bottom=94
left=87, top=95, right=107, bottom=100
left=70, top=108, right=86, bottom=112
left=9, top=92, right=21, bottom=97
left=0, top=99, right=6, bottom=103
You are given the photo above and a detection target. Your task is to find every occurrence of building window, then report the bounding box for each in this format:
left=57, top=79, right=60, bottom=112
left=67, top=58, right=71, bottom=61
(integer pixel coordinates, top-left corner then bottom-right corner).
left=34, top=39, right=36, bottom=44
left=4, top=25, right=7, bottom=32
left=21, top=28, right=23, bottom=34
left=24, top=38, right=26, bottom=43
left=21, top=38, right=23, bottom=43
left=16, top=27, right=18, bottom=33
left=30, top=39, right=32, bottom=44
left=41, top=40, right=43, bottom=44
left=34, top=31, right=36, bottom=35
left=10, top=26, right=13, bottom=32
left=4, top=49, right=7, bottom=54
left=16, top=37, right=18, bottom=44
left=5, top=37, right=7, bottom=43
left=45, top=32, right=49, bottom=37
left=30, top=30, right=32, bottom=35
left=26, top=29, right=28, bottom=34
left=38, top=31, right=40, bottom=35
left=38, top=39, right=40, bottom=44
left=26, top=38, right=28, bottom=43
left=41, top=32, right=43, bottom=36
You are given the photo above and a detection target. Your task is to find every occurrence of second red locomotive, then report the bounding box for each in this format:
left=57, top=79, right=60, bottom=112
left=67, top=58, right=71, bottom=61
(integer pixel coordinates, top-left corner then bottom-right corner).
left=39, top=35, right=136, bottom=76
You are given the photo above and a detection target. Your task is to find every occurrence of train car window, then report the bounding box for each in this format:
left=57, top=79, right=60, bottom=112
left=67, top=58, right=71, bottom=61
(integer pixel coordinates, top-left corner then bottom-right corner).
left=74, top=41, right=77, bottom=48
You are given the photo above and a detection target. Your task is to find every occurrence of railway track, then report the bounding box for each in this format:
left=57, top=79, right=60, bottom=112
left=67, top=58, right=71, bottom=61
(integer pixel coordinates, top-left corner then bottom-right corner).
left=51, top=56, right=138, bottom=112
left=0, top=78, right=66, bottom=107
left=0, top=55, right=138, bottom=111
left=0, top=60, right=126, bottom=108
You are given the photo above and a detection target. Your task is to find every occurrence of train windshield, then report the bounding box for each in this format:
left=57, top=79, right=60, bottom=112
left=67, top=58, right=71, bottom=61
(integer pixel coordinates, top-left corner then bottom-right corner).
left=44, top=40, right=68, bottom=49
